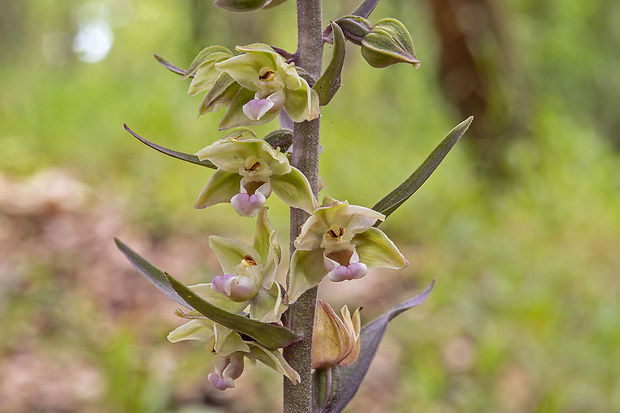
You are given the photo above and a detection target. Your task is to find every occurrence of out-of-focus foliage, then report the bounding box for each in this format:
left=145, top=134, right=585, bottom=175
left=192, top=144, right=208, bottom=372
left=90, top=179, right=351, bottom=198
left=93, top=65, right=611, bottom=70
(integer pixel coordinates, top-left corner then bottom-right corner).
left=1, top=0, right=620, bottom=412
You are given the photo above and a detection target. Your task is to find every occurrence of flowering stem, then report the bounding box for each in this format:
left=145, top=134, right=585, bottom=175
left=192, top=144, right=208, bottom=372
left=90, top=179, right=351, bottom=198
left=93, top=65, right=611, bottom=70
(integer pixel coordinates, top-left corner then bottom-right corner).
left=283, top=0, right=323, bottom=412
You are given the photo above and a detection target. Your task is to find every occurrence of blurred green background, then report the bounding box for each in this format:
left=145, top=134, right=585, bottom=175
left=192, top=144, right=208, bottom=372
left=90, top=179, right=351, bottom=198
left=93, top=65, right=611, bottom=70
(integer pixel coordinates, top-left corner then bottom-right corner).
left=1, top=0, right=620, bottom=412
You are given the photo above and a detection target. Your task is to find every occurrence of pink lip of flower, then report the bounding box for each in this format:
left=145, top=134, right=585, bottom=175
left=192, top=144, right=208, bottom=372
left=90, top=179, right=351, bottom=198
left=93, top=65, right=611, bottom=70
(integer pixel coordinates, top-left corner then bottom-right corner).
left=242, top=98, right=275, bottom=121
left=329, top=262, right=368, bottom=282
left=231, top=191, right=267, bottom=217
left=208, top=354, right=245, bottom=390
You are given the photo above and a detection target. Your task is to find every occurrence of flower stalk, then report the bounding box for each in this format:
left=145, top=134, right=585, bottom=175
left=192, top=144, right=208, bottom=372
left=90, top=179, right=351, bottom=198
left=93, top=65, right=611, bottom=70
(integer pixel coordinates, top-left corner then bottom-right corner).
left=282, top=0, right=324, bottom=411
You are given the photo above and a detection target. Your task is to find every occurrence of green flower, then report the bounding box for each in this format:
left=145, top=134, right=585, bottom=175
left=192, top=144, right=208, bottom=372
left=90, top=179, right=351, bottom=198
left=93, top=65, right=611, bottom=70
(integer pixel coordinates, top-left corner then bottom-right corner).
left=185, top=43, right=319, bottom=129
left=168, top=316, right=299, bottom=390
left=195, top=128, right=317, bottom=217
left=288, top=196, right=408, bottom=304
left=166, top=209, right=297, bottom=390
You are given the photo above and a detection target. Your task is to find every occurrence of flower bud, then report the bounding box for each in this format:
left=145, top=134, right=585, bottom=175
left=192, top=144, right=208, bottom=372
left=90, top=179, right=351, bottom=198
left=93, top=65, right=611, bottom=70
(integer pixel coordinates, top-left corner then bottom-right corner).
left=333, top=15, right=372, bottom=46
left=311, top=301, right=361, bottom=369
left=361, top=18, right=421, bottom=68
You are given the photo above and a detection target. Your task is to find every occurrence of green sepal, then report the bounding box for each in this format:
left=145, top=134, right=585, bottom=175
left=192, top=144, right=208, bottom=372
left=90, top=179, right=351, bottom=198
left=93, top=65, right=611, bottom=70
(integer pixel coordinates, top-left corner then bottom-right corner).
left=165, top=273, right=299, bottom=348
left=209, top=235, right=262, bottom=275
left=314, top=280, right=436, bottom=412
left=194, top=169, right=241, bottom=209
left=167, top=318, right=215, bottom=343
left=199, top=73, right=240, bottom=116
left=214, top=325, right=251, bottom=356
left=283, top=83, right=320, bottom=122
left=246, top=342, right=300, bottom=384
left=124, top=124, right=216, bottom=169
left=249, top=282, right=287, bottom=323
left=253, top=207, right=281, bottom=289
left=314, top=22, right=346, bottom=106
left=184, top=45, right=233, bottom=80
left=271, top=167, right=318, bottom=214
left=287, top=248, right=326, bottom=304
left=352, top=227, right=407, bottom=269
left=372, top=117, right=473, bottom=221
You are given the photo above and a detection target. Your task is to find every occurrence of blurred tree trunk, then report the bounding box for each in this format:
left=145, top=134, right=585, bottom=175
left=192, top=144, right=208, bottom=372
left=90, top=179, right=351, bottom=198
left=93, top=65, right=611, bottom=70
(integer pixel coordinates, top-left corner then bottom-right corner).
left=0, top=0, right=26, bottom=58
left=427, top=0, right=515, bottom=174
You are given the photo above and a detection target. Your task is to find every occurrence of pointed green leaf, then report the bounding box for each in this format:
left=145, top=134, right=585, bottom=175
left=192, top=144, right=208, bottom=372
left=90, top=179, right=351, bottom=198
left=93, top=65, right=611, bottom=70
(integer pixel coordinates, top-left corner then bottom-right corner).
left=351, top=0, right=379, bottom=18
left=124, top=124, right=216, bottom=169
left=154, top=54, right=187, bottom=76
left=372, top=117, right=473, bottom=221
left=253, top=208, right=281, bottom=288
left=316, top=279, right=436, bottom=412
left=165, top=273, right=299, bottom=348
left=114, top=238, right=189, bottom=308
left=314, top=22, right=346, bottom=106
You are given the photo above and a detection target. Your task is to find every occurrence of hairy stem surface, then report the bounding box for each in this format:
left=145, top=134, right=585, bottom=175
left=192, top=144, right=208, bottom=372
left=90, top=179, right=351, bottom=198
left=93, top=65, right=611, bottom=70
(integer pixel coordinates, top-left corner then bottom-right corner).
left=283, top=0, right=323, bottom=412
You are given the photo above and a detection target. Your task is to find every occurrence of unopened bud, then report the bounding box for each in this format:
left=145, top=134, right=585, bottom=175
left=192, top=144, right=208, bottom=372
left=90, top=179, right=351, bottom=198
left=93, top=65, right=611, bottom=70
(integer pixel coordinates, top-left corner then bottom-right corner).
left=361, top=18, right=421, bottom=68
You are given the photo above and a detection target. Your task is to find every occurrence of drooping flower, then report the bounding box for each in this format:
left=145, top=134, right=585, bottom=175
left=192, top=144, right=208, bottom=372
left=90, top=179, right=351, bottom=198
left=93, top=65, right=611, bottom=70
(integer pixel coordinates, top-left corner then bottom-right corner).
left=312, top=300, right=361, bottom=369
left=168, top=314, right=300, bottom=390
left=166, top=208, right=298, bottom=390
left=194, top=128, right=317, bottom=217
left=288, top=196, right=409, bottom=304
left=184, top=43, right=319, bottom=130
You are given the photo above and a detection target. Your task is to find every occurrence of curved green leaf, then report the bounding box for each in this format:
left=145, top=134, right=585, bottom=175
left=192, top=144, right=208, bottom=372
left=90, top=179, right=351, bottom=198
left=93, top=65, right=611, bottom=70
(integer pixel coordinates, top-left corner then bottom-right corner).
left=372, top=117, right=473, bottom=221
left=154, top=54, right=187, bottom=76
left=316, top=279, right=436, bottom=412
left=114, top=238, right=189, bottom=308
left=123, top=124, right=216, bottom=169
left=314, top=22, right=346, bottom=106
left=351, top=0, right=380, bottom=18
left=166, top=273, right=299, bottom=349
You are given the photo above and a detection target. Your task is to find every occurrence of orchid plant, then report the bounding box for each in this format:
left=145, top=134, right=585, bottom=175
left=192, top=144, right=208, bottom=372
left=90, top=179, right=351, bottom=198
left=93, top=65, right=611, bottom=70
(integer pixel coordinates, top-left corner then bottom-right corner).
left=116, top=0, right=472, bottom=411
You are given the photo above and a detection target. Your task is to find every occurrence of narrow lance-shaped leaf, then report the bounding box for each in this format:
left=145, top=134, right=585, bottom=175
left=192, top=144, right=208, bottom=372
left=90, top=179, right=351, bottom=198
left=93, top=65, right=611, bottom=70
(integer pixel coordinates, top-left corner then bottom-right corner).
left=315, top=279, right=436, bottom=413
left=372, top=117, right=473, bottom=221
left=351, top=0, right=380, bottom=18
left=154, top=54, right=188, bottom=77
left=165, top=273, right=299, bottom=349
left=114, top=238, right=189, bottom=308
left=313, top=22, right=346, bottom=106
left=123, top=124, right=216, bottom=169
